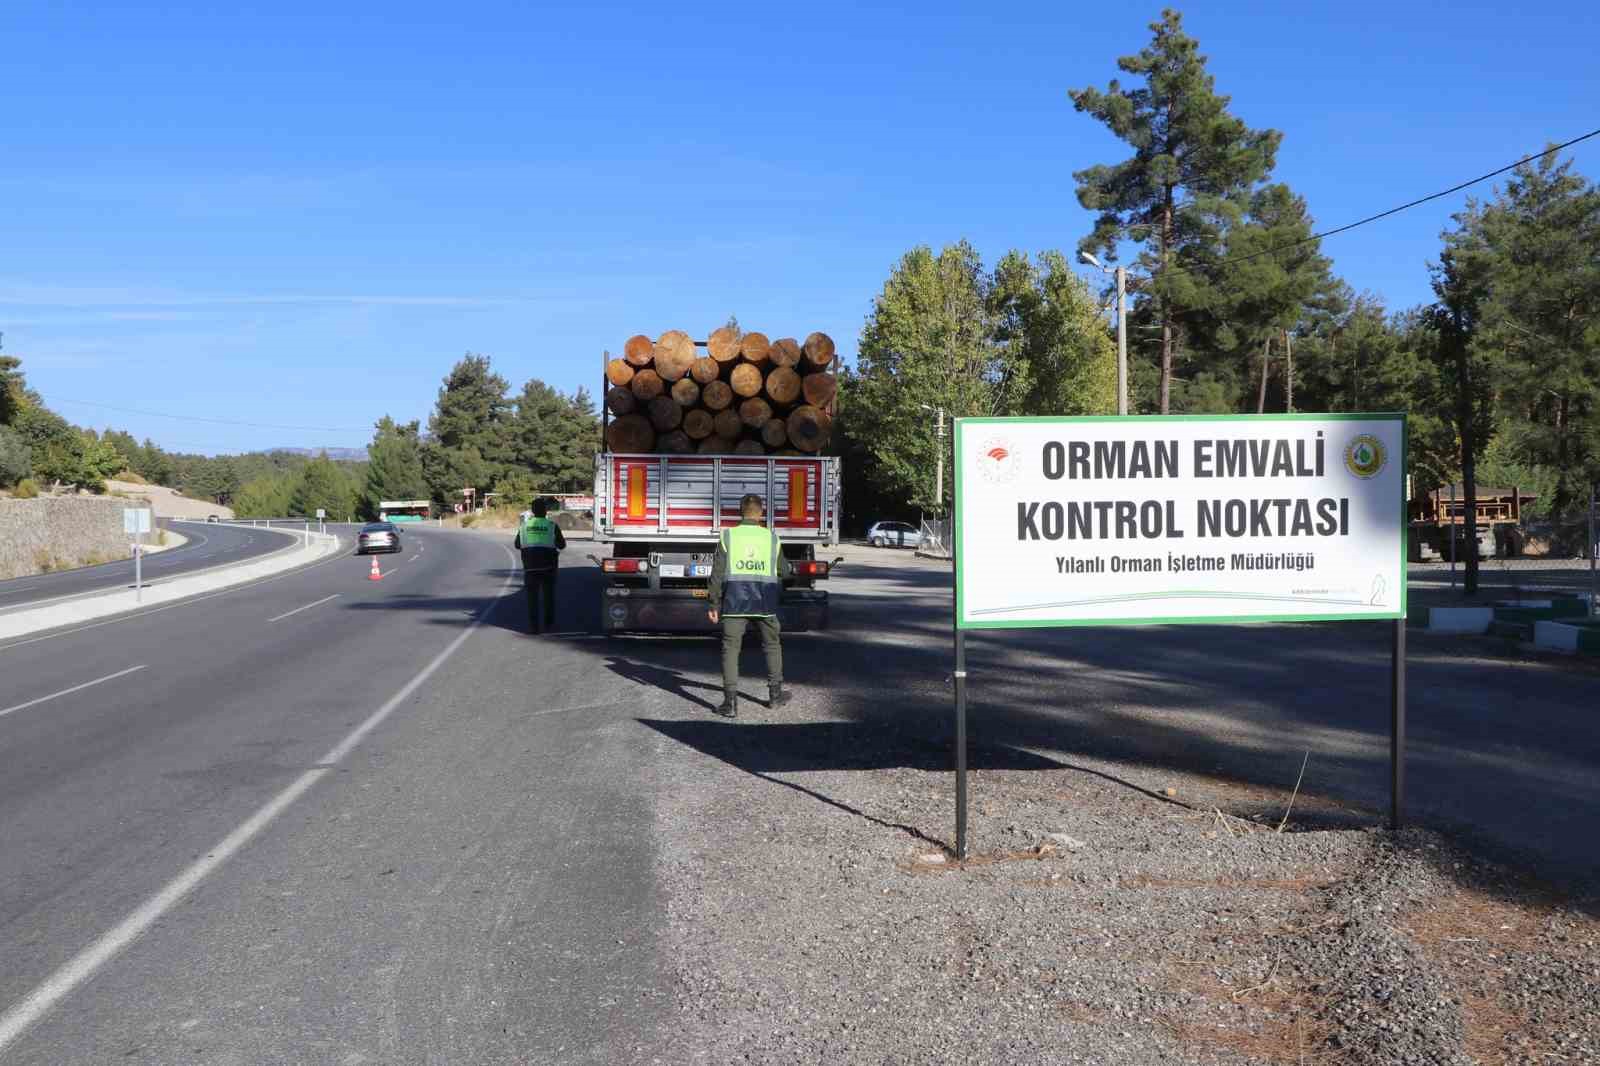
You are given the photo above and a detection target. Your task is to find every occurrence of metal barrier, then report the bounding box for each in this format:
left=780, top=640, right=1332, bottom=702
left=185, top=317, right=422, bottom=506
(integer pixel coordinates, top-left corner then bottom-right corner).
left=918, top=518, right=953, bottom=559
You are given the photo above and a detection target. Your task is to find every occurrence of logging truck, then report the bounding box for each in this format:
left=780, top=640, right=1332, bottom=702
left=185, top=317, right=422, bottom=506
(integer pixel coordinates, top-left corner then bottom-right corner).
left=594, top=328, right=841, bottom=634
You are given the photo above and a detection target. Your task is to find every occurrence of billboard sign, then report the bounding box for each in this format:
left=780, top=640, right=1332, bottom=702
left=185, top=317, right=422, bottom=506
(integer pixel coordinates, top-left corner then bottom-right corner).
left=954, top=414, right=1406, bottom=629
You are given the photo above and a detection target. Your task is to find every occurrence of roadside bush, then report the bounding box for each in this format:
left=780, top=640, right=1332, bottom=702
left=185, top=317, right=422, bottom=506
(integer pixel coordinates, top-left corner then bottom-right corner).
left=0, top=425, right=30, bottom=487
left=460, top=513, right=477, bottom=527
left=13, top=478, right=40, bottom=499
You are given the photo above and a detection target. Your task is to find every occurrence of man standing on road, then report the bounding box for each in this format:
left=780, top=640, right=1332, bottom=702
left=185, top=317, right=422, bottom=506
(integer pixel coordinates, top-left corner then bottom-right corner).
left=515, top=498, right=566, bottom=633
left=707, top=493, right=793, bottom=719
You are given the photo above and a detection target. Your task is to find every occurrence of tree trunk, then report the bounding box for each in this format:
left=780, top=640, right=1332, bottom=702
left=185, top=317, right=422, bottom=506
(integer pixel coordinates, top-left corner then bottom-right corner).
left=1159, top=189, right=1174, bottom=415
left=604, top=386, right=637, bottom=417
left=801, top=371, right=836, bottom=410
left=1284, top=329, right=1294, bottom=413
left=605, top=358, right=636, bottom=387
left=1256, top=335, right=1271, bottom=415
left=1455, top=344, right=1479, bottom=595
left=701, top=380, right=734, bottom=411
left=670, top=378, right=700, bottom=407
left=738, top=397, right=773, bottom=429
left=623, top=334, right=654, bottom=367
left=738, top=332, right=771, bottom=366
left=629, top=369, right=664, bottom=401
left=764, top=366, right=801, bottom=405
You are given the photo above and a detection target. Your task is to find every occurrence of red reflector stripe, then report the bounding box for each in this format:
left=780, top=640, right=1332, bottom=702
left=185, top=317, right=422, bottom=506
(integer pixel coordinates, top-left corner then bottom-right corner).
left=603, top=558, right=645, bottom=573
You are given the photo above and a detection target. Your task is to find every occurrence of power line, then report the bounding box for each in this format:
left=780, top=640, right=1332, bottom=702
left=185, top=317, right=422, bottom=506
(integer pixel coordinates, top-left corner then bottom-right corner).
left=1149, top=127, right=1600, bottom=280
left=50, top=397, right=370, bottom=434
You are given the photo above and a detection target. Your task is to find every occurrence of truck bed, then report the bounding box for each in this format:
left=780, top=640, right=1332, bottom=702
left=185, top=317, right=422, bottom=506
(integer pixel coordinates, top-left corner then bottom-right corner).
left=593, top=453, right=840, bottom=543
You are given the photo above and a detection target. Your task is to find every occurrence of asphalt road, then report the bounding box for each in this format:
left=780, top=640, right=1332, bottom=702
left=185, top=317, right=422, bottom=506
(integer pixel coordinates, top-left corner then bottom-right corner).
left=0, top=528, right=669, bottom=1064
left=1, top=533, right=1595, bottom=1062
left=0, top=520, right=295, bottom=613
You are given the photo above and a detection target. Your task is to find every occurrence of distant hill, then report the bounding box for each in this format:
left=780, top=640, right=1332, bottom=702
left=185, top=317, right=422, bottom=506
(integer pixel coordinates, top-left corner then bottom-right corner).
left=273, top=447, right=368, bottom=462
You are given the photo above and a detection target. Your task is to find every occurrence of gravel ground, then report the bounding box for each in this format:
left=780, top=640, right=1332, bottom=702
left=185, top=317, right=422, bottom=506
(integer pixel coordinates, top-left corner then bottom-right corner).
left=640, top=699, right=1600, bottom=1065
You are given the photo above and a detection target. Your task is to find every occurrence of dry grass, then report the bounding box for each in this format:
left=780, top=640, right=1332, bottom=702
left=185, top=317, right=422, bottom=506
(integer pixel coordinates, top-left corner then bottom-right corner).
left=1157, top=951, right=1343, bottom=1064
left=1122, top=873, right=1338, bottom=892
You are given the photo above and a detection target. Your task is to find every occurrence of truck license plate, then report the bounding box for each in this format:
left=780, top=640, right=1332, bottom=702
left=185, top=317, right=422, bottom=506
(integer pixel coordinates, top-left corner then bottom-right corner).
left=658, top=564, right=685, bottom=578
left=691, top=564, right=711, bottom=577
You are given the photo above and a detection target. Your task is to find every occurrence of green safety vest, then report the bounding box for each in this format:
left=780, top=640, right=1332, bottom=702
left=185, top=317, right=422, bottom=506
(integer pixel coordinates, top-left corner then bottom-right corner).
left=720, top=524, right=781, bottom=617
left=520, top=515, right=558, bottom=549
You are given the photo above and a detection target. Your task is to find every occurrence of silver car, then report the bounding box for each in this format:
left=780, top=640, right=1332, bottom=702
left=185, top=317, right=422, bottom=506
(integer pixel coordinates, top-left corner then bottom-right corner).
left=357, top=521, right=402, bottom=555
left=866, top=521, right=923, bottom=549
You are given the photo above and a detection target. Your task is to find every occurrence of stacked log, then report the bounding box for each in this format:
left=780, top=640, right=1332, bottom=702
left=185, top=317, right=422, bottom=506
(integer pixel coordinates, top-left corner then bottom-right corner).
left=602, top=328, right=837, bottom=455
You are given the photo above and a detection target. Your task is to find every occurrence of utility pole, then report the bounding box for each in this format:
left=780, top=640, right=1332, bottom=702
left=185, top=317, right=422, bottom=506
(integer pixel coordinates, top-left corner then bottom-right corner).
left=1284, top=329, right=1294, bottom=413
left=919, top=404, right=948, bottom=513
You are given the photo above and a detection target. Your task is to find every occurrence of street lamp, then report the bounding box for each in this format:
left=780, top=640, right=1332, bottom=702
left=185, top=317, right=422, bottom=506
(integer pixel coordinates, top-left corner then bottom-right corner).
left=1079, top=251, right=1129, bottom=416
left=919, top=403, right=947, bottom=513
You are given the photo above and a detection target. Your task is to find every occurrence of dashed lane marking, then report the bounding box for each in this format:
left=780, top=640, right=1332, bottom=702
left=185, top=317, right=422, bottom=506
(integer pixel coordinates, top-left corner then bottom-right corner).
left=0, top=665, right=148, bottom=721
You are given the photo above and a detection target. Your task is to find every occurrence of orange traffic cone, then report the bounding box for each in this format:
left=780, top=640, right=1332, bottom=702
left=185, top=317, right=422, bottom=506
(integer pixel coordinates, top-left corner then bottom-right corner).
left=368, top=556, right=383, bottom=581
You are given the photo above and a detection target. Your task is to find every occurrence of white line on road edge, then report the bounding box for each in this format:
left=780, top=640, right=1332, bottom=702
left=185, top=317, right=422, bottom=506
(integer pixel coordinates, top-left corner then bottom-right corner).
left=267, top=593, right=341, bottom=623
left=0, top=665, right=149, bottom=721
left=0, top=550, right=518, bottom=1055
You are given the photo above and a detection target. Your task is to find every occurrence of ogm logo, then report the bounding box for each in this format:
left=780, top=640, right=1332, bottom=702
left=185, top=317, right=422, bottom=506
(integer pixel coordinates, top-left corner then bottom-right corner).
left=976, top=437, right=1020, bottom=484
left=1344, top=434, right=1387, bottom=479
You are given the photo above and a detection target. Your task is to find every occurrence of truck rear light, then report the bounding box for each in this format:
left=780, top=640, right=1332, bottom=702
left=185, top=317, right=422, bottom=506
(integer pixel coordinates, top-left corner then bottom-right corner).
left=603, top=557, right=646, bottom=573
left=793, top=560, right=829, bottom=578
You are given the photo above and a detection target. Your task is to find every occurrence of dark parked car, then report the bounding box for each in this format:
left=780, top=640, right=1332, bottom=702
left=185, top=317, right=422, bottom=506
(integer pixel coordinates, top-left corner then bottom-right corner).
left=357, top=521, right=403, bottom=555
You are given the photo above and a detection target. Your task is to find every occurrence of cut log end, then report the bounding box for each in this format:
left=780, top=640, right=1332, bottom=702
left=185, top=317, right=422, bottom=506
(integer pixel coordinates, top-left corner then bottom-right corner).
left=729, top=362, right=763, bottom=398
left=658, top=429, right=693, bottom=454
left=734, top=439, right=766, bottom=456
left=765, top=366, right=801, bottom=405
left=712, top=408, right=743, bottom=441
left=802, top=331, right=836, bottom=368
left=683, top=408, right=715, bottom=440
left=629, top=369, right=664, bottom=401
left=800, top=371, right=837, bottom=410
left=690, top=356, right=720, bottom=385
left=769, top=337, right=802, bottom=368
left=605, top=358, right=636, bottom=387
left=623, top=334, right=654, bottom=366
left=738, top=397, right=772, bottom=429
left=605, top=414, right=655, bottom=453
left=604, top=386, right=637, bottom=417
left=653, top=329, right=696, bottom=381
left=761, top=418, right=788, bottom=449
left=648, top=394, right=684, bottom=431
left=707, top=325, right=743, bottom=363
left=671, top=378, right=701, bottom=407
left=786, top=405, right=832, bottom=453
left=739, top=331, right=771, bottom=365
left=699, top=435, right=738, bottom=454
left=701, top=379, right=734, bottom=411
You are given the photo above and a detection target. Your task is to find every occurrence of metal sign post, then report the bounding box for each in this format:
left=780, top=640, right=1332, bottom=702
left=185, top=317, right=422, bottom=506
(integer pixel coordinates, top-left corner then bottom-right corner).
left=952, top=414, right=1410, bottom=857
left=123, top=508, right=152, bottom=603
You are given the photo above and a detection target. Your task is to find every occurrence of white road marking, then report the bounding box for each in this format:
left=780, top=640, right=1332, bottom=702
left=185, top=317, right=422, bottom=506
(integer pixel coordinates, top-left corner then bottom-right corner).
left=0, top=548, right=518, bottom=1053
left=267, top=594, right=340, bottom=623
left=0, top=665, right=149, bottom=721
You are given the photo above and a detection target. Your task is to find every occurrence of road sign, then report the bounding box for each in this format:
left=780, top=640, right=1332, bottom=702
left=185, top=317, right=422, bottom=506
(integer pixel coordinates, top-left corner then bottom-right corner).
left=315, top=508, right=326, bottom=519
left=122, top=508, right=152, bottom=535
left=954, top=414, right=1406, bottom=628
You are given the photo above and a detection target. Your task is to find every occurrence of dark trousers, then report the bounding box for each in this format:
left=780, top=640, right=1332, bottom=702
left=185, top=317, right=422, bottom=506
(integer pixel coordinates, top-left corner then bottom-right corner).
left=523, top=565, right=557, bottom=632
left=721, top=615, right=782, bottom=696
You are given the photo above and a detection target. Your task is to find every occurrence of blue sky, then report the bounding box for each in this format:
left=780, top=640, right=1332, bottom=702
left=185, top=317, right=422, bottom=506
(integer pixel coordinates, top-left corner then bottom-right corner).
left=3, top=1, right=1597, bottom=455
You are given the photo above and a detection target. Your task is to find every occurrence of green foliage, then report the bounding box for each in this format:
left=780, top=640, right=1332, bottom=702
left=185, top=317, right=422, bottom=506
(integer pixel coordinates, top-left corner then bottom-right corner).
left=290, top=453, right=359, bottom=521
left=505, top=380, right=597, bottom=494
left=1069, top=8, right=1281, bottom=412
left=232, top=474, right=298, bottom=518
left=13, top=477, right=39, bottom=499
left=990, top=250, right=1117, bottom=417
left=362, top=416, right=429, bottom=519
left=0, top=424, right=30, bottom=487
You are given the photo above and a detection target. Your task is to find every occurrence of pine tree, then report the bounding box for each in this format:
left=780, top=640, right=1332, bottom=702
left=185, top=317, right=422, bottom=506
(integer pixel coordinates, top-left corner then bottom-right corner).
left=363, top=416, right=429, bottom=518
left=1069, top=9, right=1281, bottom=413
left=291, top=453, right=357, bottom=521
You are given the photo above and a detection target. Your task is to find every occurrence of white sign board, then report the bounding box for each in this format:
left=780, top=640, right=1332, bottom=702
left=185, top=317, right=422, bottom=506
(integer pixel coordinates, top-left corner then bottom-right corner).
left=122, top=508, right=152, bottom=535
left=316, top=508, right=327, bottom=519
left=954, top=415, right=1406, bottom=628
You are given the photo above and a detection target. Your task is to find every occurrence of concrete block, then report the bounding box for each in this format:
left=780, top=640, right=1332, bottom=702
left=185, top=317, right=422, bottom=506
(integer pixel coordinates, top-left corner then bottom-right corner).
left=1427, top=606, right=1493, bottom=634
left=1534, top=621, right=1582, bottom=653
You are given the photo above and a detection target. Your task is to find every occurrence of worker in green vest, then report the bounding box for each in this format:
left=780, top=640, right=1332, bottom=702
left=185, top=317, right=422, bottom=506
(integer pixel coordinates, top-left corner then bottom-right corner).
left=515, top=497, right=567, bottom=633
left=706, top=493, right=793, bottom=718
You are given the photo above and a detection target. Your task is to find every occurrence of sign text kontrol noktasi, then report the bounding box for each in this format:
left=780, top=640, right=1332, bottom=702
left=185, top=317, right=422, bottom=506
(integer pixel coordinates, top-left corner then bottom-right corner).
left=1015, top=432, right=1353, bottom=542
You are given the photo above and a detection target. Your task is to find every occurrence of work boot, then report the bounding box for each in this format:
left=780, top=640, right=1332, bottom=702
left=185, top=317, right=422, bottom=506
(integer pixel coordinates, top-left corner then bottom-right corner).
left=713, top=694, right=738, bottom=719
left=768, top=683, right=793, bottom=709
